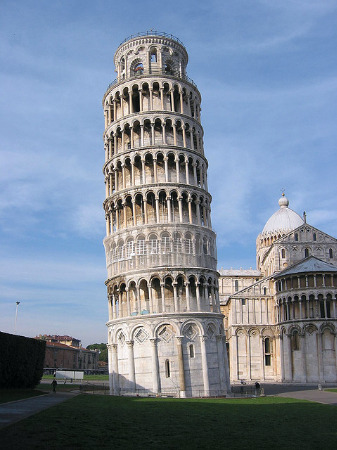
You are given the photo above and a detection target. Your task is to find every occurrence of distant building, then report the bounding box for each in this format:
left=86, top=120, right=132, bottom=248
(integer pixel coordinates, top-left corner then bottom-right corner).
left=35, top=335, right=99, bottom=372
left=36, top=334, right=81, bottom=347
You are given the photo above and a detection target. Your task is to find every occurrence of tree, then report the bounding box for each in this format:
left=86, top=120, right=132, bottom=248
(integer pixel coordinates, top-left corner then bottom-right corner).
left=86, top=343, right=108, bottom=362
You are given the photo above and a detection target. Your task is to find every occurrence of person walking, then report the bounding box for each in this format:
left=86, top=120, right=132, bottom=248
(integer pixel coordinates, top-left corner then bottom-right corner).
left=52, top=379, right=57, bottom=393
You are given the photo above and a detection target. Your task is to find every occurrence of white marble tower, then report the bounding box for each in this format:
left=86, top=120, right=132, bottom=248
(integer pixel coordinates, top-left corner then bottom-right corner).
left=102, top=31, right=230, bottom=397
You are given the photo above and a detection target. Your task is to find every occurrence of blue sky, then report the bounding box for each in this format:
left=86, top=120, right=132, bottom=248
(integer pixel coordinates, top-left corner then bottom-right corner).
left=1, top=0, right=337, bottom=346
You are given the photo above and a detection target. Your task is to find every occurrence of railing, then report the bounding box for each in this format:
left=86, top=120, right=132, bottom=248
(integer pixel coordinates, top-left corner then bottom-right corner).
left=105, top=68, right=197, bottom=95
left=118, top=31, right=185, bottom=48
left=107, top=252, right=217, bottom=276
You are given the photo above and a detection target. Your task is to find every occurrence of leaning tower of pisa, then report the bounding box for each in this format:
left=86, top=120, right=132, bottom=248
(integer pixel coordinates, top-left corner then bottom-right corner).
left=102, top=31, right=230, bottom=397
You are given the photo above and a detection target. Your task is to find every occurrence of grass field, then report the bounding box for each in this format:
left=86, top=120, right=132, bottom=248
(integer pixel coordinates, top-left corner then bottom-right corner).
left=2, top=395, right=337, bottom=449
left=42, top=374, right=109, bottom=381
left=0, top=389, right=46, bottom=404
left=326, top=388, right=337, bottom=393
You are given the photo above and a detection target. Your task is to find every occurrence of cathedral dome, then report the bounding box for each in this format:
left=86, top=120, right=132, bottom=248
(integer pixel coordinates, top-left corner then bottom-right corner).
left=262, top=195, right=304, bottom=235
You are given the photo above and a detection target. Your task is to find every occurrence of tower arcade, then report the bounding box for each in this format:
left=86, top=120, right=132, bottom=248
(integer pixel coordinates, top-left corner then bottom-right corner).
left=102, top=32, right=230, bottom=397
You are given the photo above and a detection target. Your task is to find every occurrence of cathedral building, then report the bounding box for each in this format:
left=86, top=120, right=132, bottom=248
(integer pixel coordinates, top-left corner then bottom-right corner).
left=102, top=32, right=230, bottom=397
left=220, top=195, right=337, bottom=384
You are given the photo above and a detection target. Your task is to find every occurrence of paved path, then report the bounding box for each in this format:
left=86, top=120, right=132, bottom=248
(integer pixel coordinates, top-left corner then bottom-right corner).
left=277, top=389, right=337, bottom=405
left=0, top=392, right=78, bottom=429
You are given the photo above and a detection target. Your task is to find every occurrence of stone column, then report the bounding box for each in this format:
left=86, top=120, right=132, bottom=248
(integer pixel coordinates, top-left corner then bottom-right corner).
left=173, top=283, right=179, bottom=312
left=131, top=159, right=135, bottom=186
left=126, top=341, right=136, bottom=391
left=317, top=332, right=324, bottom=382
left=149, top=87, right=153, bottom=110
left=121, top=130, right=125, bottom=152
left=167, top=196, right=172, bottom=223
left=188, top=198, right=192, bottom=224
left=160, top=87, right=164, bottom=110
left=182, top=125, right=186, bottom=147
left=170, top=90, right=175, bottom=112
left=108, top=343, right=113, bottom=394
left=139, top=89, right=143, bottom=112
left=185, top=157, right=190, bottom=184
left=162, top=121, right=166, bottom=144
left=178, top=196, right=183, bottom=223
left=164, top=156, right=169, bottom=182
left=140, top=124, right=144, bottom=147
left=192, top=162, right=197, bottom=185
left=175, top=336, right=186, bottom=397
left=120, top=96, right=124, bottom=118
left=112, top=294, right=116, bottom=319
left=175, top=157, right=180, bottom=183
left=160, top=283, right=166, bottom=313
left=113, top=99, right=117, bottom=120
left=247, top=333, right=251, bottom=381
left=122, top=201, right=127, bottom=229
left=148, top=284, right=154, bottom=313
left=155, top=196, right=160, bottom=223
left=111, top=343, right=119, bottom=395
left=126, top=288, right=131, bottom=317
left=105, top=214, right=110, bottom=236
left=151, top=122, right=155, bottom=145
left=200, top=335, right=210, bottom=396
left=196, top=133, right=200, bottom=152
left=114, top=168, right=118, bottom=192
left=130, top=127, right=134, bottom=149
left=141, top=157, right=146, bottom=184
left=216, top=335, right=228, bottom=394
left=284, top=333, right=292, bottom=382
left=153, top=158, right=158, bottom=183
left=185, top=281, right=191, bottom=311
left=196, top=283, right=201, bottom=311
left=108, top=295, right=113, bottom=320
left=196, top=200, right=201, bottom=225
left=143, top=197, right=148, bottom=224
left=300, top=333, right=307, bottom=382
left=190, top=129, right=194, bottom=150
left=173, top=123, right=177, bottom=146
left=179, top=90, right=184, bottom=114
left=121, top=164, right=126, bottom=189
left=132, top=199, right=136, bottom=226
left=150, top=338, right=160, bottom=394
left=137, top=286, right=141, bottom=314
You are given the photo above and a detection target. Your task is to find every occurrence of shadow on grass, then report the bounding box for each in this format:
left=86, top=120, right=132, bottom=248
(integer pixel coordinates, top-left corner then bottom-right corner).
left=0, top=389, right=46, bottom=404
left=1, top=396, right=337, bottom=449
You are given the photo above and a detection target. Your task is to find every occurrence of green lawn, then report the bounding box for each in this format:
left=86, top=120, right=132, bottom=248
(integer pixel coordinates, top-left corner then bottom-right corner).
left=326, top=388, right=337, bottom=393
left=1, top=395, right=337, bottom=449
left=0, top=389, right=46, bottom=404
left=42, top=374, right=109, bottom=381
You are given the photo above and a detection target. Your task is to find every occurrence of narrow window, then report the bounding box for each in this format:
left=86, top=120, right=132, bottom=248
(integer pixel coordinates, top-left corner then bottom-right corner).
left=241, top=298, right=246, bottom=306
left=263, top=287, right=267, bottom=295
left=189, top=344, right=195, bottom=358
left=313, top=233, right=316, bottom=241
left=234, top=280, right=239, bottom=292
left=165, top=359, right=170, bottom=378
left=281, top=249, right=285, bottom=258
left=264, top=338, right=271, bottom=366
left=305, top=248, right=309, bottom=258
left=329, top=248, right=333, bottom=259
left=320, top=301, right=325, bottom=318
left=295, top=233, right=299, bottom=242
